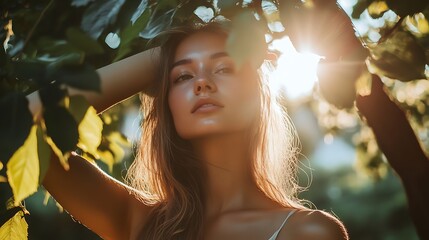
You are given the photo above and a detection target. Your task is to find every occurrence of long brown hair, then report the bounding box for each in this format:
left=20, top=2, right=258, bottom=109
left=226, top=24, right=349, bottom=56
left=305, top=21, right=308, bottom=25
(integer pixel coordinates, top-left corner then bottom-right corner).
left=126, top=22, right=304, bottom=239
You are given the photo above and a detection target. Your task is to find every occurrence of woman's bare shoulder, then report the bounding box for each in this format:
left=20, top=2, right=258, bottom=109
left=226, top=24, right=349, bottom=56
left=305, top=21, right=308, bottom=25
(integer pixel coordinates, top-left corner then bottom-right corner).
left=278, top=209, right=349, bottom=240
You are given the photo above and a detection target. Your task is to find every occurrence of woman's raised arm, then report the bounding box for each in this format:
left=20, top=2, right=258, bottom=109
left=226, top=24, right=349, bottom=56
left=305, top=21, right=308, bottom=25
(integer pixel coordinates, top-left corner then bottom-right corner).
left=28, top=47, right=159, bottom=115
left=30, top=48, right=160, bottom=240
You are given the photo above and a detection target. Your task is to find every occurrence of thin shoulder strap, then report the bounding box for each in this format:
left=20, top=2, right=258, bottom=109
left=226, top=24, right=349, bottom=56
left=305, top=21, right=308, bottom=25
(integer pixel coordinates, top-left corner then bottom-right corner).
left=268, top=209, right=298, bottom=240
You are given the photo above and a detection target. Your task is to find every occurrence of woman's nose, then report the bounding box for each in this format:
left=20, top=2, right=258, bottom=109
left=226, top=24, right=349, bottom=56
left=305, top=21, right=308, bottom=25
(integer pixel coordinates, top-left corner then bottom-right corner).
left=194, top=77, right=217, bottom=95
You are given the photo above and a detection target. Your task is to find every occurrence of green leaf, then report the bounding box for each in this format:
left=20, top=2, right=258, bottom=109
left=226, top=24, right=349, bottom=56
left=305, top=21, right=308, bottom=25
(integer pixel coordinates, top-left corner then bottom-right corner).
left=10, top=61, right=46, bottom=84
left=0, top=210, right=28, bottom=240
left=218, top=0, right=242, bottom=18
left=0, top=93, right=33, bottom=164
left=71, top=0, right=93, bottom=7
left=318, top=59, right=365, bottom=109
left=48, top=65, right=101, bottom=92
left=38, top=84, right=67, bottom=108
left=97, top=132, right=129, bottom=172
left=139, top=7, right=177, bottom=39
left=6, top=126, right=39, bottom=206
left=36, top=126, right=51, bottom=185
left=43, top=105, right=79, bottom=154
left=68, top=95, right=103, bottom=155
left=0, top=207, right=21, bottom=228
left=46, top=52, right=84, bottom=69
left=36, top=38, right=79, bottom=57
left=226, top=10, right=267, bottom=69
left=370, top=30, right=426, bottom=81
left=130, top=0, right=149, bottom=24
left=218, top=0, right=241, bottom=10
left=114, top=9, right=151, bottom=61
left=66, top=27, right=104, bottom=55
left=81, top=0, right=126, bottom=39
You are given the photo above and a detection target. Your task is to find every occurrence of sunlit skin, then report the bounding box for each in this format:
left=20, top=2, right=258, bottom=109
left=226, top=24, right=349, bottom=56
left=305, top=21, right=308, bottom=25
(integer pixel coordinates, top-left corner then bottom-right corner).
left=39, top=30, right=348, bottom=240
left=166, top=32, right=347, bottom=239
left=168, top=32, right=283, bottom=231
left=168, top=32, right=260, bottom=140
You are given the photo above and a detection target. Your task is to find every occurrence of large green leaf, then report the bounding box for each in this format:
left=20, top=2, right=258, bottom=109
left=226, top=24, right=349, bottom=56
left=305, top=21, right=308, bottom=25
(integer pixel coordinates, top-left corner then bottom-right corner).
left=370, top=30, right=426, bottom=81
left=36, top=38, right=79, bottom=57
left=48, top=65, right=101, bottom=92
left=43, top=105, right=79, bottom=154
left=0, top=207, right=21, bottom=228
left=139, top=7, right=177, bottom=39
left=38, top=84, right=67, bottom=108
left=71, top=0, right=93, bottom=7
left=218, top=0, right=242, bottom=18
left=10, top=61, right=46, bottom=84
left=81, top=0, right=126, bottom=39
left=0, top=93, right=33, bottom=164
left=6, top=125, right=39, bottom=206
left=114, top=8, right=151, bottom=61
left=66, top=27, right=104, bottom=55
left=226, top=10, right=267, bottom=69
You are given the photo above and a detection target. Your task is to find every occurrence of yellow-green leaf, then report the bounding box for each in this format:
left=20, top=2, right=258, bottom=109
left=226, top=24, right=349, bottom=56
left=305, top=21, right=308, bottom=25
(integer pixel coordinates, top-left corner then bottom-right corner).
left=77, top=106, right=102, bottom=155
left=44, top=135, right=70, bottom=170
left=370, top=30, right=426, bottom=81
left=97, top=132, right=129, bottom=172
left=226, top=10, right=267, bottom=69
left=69, top=96, right=103, bottom=157
left=37, top=126, right=51, bottom=184
left=0, top=211, right=28, bottom=240
left=406, top=13, right=429, bottom=35
left=6, top=126, right=40, bottom=206
left=367, top=1, right=389, bottom=19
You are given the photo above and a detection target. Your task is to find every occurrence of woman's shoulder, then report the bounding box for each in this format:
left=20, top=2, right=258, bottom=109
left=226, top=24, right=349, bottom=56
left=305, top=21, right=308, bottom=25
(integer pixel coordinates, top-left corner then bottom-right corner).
left=276, top=208, right=349, bottom=240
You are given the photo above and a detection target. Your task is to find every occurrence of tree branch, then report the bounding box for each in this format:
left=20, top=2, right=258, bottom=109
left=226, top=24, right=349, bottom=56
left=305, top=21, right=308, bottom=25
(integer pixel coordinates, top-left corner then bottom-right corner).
left=356, top=74, right=429, bottom=240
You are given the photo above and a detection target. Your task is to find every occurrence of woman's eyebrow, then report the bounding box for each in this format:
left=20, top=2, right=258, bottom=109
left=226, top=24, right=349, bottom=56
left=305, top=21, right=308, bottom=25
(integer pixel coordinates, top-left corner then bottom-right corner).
left=171, top=59, right=192, bottom=69
left=171, top=52, right=229, bottom=70
left=210, top=52, right=228, bottom=59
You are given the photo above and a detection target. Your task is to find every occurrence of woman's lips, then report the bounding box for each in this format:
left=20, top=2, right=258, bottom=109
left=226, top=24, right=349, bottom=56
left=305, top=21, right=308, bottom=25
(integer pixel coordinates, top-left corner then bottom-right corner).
left=194, top=103, right=222, bottom=113
left=191, top=98, right=224, bottom=113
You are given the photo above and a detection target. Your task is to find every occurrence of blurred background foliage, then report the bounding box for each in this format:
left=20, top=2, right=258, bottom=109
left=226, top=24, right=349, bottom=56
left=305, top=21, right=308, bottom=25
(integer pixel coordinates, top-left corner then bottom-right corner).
left=1, top=0, right=429, bottom=239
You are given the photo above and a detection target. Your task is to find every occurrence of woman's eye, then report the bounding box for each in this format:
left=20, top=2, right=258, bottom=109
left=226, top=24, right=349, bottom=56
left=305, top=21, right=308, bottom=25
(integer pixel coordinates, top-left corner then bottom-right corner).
left=215, top=67, right=233, bottom=74
left=175, top=74, right=193, bottom=83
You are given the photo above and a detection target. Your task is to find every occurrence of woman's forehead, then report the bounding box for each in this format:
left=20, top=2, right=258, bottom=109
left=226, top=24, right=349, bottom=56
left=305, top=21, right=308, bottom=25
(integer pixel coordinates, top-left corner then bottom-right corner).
left=174, top=31, right=227, bottom=61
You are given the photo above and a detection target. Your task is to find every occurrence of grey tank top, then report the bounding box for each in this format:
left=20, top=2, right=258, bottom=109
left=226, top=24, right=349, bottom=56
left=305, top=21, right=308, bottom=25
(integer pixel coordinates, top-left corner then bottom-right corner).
left=267, top=209, right=297, bottom=240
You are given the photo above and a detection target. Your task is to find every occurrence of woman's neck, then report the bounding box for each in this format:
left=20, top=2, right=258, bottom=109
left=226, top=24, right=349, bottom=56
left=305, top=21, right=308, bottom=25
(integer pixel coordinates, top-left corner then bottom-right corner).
left=191, top=132, right=277, bottom=219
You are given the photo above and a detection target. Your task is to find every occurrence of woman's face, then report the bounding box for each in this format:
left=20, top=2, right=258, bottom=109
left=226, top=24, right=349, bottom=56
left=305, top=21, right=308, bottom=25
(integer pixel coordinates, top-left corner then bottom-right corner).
left=168, top=31, right=261, bottom=140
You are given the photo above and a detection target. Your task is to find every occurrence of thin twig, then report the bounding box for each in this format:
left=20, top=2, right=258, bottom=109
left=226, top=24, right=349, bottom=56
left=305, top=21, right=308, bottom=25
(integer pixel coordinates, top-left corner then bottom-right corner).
left=22, top=0, right=54, bottom=51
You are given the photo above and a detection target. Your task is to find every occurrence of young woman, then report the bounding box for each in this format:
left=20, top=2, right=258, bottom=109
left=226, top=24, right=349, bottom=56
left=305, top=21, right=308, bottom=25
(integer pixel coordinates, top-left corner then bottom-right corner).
left=32, top=22, right=349, bottom=239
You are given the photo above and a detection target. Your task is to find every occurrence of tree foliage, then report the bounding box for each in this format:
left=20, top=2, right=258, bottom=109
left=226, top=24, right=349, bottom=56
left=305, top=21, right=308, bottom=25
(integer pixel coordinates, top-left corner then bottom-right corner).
left=1, top=0, right=429, bottom=238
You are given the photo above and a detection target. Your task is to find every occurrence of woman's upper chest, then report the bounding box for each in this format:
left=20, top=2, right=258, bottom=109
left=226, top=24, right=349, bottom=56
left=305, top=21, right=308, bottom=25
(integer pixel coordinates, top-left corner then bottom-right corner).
left=203, top=209, right=295, bottom=240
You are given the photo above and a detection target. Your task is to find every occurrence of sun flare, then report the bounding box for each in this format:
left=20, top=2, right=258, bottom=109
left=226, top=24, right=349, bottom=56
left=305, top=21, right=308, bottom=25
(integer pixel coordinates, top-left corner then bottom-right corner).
left=270, top=37, right=322, bottom=100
